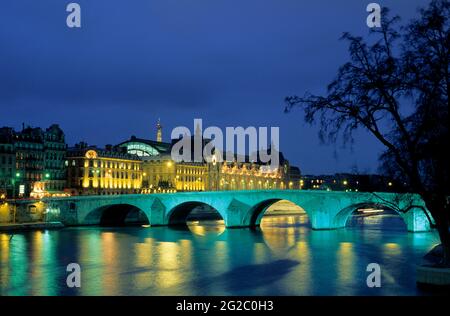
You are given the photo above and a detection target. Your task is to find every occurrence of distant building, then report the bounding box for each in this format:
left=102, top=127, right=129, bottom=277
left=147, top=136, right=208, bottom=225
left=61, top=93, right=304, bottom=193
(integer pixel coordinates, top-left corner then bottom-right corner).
left=2, top=120, right=302, bottom=197
left=65, top=142, right=143, bottom=196
left=117, top=120, right=302, bottom=193
left=43, top=125, right=67, bottom=194
left=0, top=124, right=67, bottom=198
left=0, top=128, right=15, bottom=199
left=300, top=173, right=401, bottom=192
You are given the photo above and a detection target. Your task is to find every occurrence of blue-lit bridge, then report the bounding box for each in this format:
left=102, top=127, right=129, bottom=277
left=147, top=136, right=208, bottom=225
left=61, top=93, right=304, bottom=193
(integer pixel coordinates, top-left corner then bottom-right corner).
left=40, top=190, right=434, bottom=232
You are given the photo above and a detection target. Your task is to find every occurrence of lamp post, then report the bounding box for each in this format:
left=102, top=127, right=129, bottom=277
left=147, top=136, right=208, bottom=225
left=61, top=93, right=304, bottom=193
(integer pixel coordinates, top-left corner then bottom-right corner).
left=43, top=173, right=50, bottom=221
left=12, top=172, right=21, bottom=223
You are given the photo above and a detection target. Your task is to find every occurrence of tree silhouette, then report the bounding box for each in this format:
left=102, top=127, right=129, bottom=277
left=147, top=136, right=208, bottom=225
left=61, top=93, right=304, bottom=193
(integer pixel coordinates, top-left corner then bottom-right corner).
left=285, top=1, right=449, bottom=265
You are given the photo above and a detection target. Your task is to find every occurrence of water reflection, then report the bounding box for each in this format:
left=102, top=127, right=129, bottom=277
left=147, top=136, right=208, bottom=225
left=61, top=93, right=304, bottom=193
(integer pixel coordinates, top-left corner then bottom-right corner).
left=32, top=231, right=58, bottom=295
left=336, top=242, right=356, bottom=289
left=0, top=211, right=441, bottom=296
left=187, top=220, right=226, bottom=237
left=260, top=214, right=308, bottom=253
left=101, top=232, right=119, bottom=295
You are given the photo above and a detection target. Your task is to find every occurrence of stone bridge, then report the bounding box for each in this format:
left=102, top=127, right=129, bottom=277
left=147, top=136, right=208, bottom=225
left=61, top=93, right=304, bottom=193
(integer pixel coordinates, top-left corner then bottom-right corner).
left=41, top=190, right=434, bottom=232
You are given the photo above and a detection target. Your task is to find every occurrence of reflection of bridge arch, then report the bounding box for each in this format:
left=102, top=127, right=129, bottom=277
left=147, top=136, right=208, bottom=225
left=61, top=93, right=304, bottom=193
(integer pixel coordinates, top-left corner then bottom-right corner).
left=245, top=199, right=311, bottom=227
left=167, top=201, right=224, bottom=226
left=84, top=203, right=150, bottom=226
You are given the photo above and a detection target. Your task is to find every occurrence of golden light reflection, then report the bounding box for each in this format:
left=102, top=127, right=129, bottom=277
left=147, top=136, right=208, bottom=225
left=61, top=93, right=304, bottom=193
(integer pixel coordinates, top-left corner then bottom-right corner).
left=261, top=223, right=297, bottom=253
left=290, top=241, right=311, bottom=294
left=101, top=232, right=119, bottom=295
left=30, top=231, right=43, bottom=296
left=261, top=213, right=305, bottom=253
left=132, top=238, right=155, bottom=290
left=337, top=242, right=355, bottom=285
left=158, top=242, right=179, bottom=270
left=187, top=220, right=226, bottom=237
left=28, top=231, right=57, bottom=295
left=135, top=239, right=153, bottom=267
left=0, top=234, right=10, bottom=261
left=259, top=200, right=309, bottom=256
left=383, top=242, right=402, bottom=257
left=0, top=234, right=10, bottom=287
left=179, top=239, right=193, bottom=266
left=253, top=242, right=268, bottom=264
left=155, top=242, right=182, bottom=288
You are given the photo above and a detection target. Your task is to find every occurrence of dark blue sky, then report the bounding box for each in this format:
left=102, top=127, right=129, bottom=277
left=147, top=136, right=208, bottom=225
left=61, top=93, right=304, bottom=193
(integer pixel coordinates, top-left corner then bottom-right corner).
left=0, top=0, right=429, bottom=174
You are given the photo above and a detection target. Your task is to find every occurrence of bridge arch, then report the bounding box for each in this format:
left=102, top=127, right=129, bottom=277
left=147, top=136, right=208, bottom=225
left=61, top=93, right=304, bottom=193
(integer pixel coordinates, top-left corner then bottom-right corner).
left=333, top=201, right=430, bottom=232
left=167, top=201, right=225, bottom=226
left=84, top=203, right=150, bottom=226
left=245, top=198, right=311, bottom=227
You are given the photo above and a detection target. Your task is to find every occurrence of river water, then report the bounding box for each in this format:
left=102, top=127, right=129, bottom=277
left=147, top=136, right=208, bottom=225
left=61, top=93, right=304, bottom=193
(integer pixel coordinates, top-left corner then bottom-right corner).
left=0, top=213, right=440, bottom=296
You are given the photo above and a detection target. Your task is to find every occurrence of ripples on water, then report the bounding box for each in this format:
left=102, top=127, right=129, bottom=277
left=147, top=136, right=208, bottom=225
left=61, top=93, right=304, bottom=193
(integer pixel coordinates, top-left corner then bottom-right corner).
left=0, top=212, right=440, bottom=296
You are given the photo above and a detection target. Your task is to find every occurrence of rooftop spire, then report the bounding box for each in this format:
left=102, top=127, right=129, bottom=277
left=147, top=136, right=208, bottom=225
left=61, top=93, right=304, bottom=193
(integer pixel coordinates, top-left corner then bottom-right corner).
left=156, top=118, right=162, bottom=142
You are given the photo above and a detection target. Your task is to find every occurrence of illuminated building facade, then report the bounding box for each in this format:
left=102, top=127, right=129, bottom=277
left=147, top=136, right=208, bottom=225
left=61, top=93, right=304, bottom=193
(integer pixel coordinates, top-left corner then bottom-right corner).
left=0, top=124, right=67, bottom=198
left=1, top=120, right=301, bottom=197
left=66, top=143, right=143, bottom=195
left=43, top=125, right=67, bottom=194
left=207, top=154, right=294, bottom=191
left=140, top=157, right=206, bottom=193
left=117, top=121, right=302, bottom=193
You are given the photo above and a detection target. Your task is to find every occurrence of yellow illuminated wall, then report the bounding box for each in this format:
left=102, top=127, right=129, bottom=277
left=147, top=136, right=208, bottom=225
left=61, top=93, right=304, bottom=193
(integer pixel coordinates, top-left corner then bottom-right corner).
left=142, top=160, right=206, bottom=192
left=141, top=158, right=291, bottom=192
left=67, top=150, right=143, bottom=195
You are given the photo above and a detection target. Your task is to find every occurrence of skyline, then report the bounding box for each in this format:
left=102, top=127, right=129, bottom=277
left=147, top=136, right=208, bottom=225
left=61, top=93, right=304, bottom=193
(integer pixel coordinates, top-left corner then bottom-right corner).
left=0, top=0, right=430, bottom=174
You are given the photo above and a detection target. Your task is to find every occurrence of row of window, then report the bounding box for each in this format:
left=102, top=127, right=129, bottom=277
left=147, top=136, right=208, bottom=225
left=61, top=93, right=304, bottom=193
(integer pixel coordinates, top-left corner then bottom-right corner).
left=14, top=172, right=44, bottom=181
left=69, top=167, right=140, bottom=179
left=15, top=142, right=44, bottom=150
left=46, top=161, right=65, bottom=169
left=0, top=168, right=13, bottom=177
left=178, top=176, right=203, bottom=182
left=46, top=152, right=65, bottom=160
left=16, top=152, right=45, bottom=160
left=0, top=145, right=13, bottom=152
left=16, top=162, right=45, bottom=169
left=1, top=156, right=13, bottom=165
left=69, top=159, right=141, bottom=170
left=176, top=168, right=205, bottom=175
left=44, top=142, right=65, bottom=149
left=87, top=169, right=140, bottom=179
left=81, top=179, right=140, bottom=189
